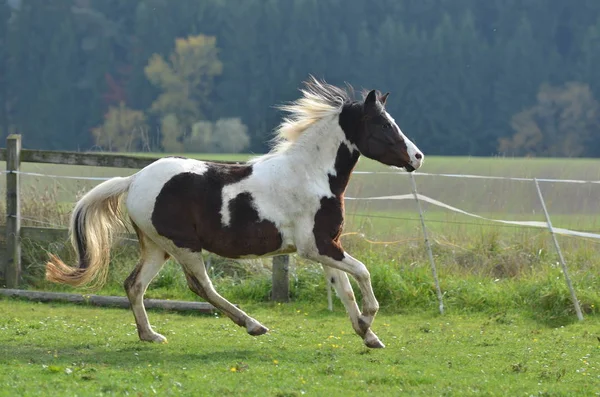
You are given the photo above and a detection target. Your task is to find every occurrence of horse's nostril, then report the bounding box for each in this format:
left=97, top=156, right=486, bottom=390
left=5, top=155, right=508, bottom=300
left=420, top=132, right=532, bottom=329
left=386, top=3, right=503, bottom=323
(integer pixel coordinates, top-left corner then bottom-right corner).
left=415, top=153, right=423, bottom=160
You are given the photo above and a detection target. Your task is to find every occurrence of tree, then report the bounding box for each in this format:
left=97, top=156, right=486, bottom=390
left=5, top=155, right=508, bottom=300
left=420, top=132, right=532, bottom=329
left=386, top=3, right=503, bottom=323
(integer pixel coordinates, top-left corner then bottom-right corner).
left=3, top=0, right=600, bottom=156
left=579, top=17, right=600, bottom=94
left=144, top=34, right=223, bottom=127
left=160, top=113, right=184, bottom=153
left=6, top=1, right=86, bottom=149
left=499, top=82, right=600, bottom=157
left=91, top=102, right=148, bottom=152
left=185, top=118, right=250, bottom=153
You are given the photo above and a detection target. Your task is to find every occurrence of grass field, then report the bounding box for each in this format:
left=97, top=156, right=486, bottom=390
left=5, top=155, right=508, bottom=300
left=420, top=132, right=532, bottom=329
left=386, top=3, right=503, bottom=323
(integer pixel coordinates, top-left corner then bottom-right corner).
left=1, top=299, right=599, bottom=396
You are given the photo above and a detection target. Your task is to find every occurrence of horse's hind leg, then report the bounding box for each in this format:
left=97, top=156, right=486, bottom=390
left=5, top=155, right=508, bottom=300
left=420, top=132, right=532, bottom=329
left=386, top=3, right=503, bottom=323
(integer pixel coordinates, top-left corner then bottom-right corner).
left=124, top=232, right=169, bottom=343
left=174, top=249, right=268, bottom=336
left=322, top=266, right=384, bottom=348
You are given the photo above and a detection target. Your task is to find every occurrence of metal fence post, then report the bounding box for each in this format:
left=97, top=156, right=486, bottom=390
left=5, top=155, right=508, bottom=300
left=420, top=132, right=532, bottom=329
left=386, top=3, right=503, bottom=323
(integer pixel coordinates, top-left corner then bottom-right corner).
left=409, top=173, right=444, bottom=315
left=534, top=178, right=584, bottom=321
left=5, top=134, right=22, bottom=288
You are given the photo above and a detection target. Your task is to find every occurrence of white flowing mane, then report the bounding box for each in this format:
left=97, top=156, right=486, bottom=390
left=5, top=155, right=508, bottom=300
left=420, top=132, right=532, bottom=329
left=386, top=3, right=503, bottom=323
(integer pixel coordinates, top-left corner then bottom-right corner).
left=250, top=77, right=351, bottom=163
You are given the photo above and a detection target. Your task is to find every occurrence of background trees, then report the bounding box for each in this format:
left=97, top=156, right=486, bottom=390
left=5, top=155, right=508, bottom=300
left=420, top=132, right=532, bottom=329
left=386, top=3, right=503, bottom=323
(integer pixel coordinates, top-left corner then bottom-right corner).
left=144, top=34, right=226, bottom=152
left=499, top=82, right=600, bottom=158
left=1, top=0, right=599, bottom=156
left=91, top=102, right=148, bottom=152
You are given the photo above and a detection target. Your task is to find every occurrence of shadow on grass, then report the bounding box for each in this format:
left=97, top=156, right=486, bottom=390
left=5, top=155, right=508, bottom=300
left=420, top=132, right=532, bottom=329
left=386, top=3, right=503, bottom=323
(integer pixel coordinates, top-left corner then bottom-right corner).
left=0, top=340, right=266, bottom=368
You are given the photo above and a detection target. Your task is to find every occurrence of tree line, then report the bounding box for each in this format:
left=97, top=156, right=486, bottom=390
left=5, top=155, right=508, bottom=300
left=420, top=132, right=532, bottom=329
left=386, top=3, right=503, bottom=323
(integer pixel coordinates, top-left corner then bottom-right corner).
left=1, top=0, right=599, bottom=157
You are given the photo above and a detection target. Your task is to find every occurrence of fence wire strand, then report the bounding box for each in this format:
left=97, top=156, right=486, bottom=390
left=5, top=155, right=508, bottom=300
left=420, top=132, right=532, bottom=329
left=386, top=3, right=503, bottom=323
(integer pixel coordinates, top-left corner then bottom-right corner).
left=6, top=169, right=600, bottom=184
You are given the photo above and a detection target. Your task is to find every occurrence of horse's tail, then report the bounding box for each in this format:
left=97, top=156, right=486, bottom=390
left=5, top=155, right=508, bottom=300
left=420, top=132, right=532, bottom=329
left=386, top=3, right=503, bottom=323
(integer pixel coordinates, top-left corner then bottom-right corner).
left=46, top=176, right=133, bottom=289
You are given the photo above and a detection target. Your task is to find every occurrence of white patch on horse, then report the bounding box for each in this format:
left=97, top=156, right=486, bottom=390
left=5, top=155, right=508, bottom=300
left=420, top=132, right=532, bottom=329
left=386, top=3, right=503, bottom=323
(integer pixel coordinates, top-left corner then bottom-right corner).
left=127, top=157, right=209, bottom=240
left=384, top=111, right=423, bottom=169
left=219, top=114, right=349, bottom=258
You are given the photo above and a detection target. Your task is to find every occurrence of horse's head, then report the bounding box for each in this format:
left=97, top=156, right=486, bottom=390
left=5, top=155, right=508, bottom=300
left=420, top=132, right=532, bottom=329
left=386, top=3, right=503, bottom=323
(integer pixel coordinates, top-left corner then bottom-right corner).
left=353, top=90, right=423, bottom=172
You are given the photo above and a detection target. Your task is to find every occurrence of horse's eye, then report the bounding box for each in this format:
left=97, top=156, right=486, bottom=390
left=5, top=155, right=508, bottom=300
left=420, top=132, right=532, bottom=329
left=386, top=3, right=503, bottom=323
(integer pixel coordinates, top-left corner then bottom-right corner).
left=383, top=123, right=391, bottom=129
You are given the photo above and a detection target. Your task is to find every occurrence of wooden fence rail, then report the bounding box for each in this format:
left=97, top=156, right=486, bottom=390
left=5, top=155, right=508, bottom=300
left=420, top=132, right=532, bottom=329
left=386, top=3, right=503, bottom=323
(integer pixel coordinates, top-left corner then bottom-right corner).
left=1, top=135, right=290, bottom=302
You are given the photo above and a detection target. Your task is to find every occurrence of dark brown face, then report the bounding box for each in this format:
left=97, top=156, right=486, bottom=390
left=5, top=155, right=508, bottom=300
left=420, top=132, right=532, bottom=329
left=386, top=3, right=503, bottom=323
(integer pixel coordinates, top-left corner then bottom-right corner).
left=355, top=90, right=423, bottom=172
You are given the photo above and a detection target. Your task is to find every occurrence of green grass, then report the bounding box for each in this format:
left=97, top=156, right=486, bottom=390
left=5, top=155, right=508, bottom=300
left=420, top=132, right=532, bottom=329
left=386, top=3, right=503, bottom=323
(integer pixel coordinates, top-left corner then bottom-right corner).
left=0, top=299, right=599, bottom=396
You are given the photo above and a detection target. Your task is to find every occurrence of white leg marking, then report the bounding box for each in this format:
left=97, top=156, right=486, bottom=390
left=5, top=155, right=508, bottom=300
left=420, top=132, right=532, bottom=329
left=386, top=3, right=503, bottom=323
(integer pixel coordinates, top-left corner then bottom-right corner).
left=323, top=267, right=361, bottom=328
left=124, top=241, right=168, bottom=343
left=312, top=254, right=384, bottom=348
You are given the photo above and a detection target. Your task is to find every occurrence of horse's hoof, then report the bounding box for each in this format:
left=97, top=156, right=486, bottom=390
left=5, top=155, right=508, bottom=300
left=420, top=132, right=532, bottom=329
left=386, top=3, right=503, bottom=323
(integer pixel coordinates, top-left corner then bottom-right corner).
left=365, top=338, right=385, bottom=349
left=364, top=330, right=385, bottom=348
left=247, top=325, right=269, bottom=336
left=246, top=319, right=269, bottom=336
left=140, top=332, right=168, bottom=343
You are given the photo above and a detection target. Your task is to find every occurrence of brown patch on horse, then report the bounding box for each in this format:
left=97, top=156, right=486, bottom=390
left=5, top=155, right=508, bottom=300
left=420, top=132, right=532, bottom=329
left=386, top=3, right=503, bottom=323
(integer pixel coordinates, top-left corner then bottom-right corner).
left=313, top=143, right=360, bottom=261
left=314, top=197, right=345, bottom=260
left=151, top=164, right=283, bottom=258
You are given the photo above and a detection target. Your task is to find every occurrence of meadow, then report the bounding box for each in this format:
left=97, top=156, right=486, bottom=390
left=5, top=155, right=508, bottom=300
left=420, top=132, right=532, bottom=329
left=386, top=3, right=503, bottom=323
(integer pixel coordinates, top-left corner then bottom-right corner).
left=1, top=299, right=599, bottom=396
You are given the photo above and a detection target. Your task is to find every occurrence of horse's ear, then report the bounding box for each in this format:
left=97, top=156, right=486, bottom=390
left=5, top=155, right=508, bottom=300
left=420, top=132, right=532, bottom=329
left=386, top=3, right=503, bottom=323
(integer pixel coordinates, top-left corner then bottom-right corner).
left=379, top=92, right=389, bottom=106
left=364, top=89, right=378, bottom=109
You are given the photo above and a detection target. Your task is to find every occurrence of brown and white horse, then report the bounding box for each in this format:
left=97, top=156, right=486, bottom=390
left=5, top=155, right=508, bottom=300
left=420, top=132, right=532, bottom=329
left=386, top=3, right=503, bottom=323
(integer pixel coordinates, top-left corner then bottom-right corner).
left=46, top=77, right=423, bottom=348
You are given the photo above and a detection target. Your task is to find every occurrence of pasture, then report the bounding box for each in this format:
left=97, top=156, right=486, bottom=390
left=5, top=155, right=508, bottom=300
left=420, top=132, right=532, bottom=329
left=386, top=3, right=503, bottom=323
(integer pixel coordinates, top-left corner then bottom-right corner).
left=1, top=299, right=599, bottom=396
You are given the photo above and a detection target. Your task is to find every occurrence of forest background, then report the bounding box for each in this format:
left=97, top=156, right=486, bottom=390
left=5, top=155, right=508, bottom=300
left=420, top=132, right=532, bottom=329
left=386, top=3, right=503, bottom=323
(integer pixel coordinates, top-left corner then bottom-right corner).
left=1, top=0, right=599, bottom=158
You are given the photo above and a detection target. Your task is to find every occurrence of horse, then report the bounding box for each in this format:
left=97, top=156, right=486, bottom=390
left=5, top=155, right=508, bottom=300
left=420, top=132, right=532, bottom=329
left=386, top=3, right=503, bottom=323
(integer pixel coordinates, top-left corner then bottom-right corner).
left=46, top=76, right=424, bottom=349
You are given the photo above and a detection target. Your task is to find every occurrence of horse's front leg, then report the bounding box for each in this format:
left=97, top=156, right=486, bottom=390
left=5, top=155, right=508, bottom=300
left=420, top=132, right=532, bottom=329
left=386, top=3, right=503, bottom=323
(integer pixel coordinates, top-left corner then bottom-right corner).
left=321, top=266, right=384, bottom=348
left=304, top=249, right=383, bottom=348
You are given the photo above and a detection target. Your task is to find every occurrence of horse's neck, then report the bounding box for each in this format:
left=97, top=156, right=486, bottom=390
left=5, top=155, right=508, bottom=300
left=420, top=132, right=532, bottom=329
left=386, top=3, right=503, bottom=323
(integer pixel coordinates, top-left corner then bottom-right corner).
left=286, top=116, right=360, bottom=195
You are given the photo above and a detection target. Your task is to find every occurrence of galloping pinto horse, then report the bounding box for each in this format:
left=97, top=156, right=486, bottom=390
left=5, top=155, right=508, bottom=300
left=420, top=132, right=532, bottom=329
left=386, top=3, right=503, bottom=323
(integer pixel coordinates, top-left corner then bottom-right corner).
left=47, top=77, right=423, bottom=348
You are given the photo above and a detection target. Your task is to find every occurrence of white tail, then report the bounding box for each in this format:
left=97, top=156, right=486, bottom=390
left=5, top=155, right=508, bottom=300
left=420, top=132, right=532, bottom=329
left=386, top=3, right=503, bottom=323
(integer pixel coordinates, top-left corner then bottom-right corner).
left=46, top=176, right=133, bottom=290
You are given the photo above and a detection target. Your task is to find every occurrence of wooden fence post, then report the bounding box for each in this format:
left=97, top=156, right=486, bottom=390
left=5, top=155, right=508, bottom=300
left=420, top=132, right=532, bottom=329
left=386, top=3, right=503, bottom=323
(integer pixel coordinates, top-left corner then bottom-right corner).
left=271, top=255, right=289, bottom=302
left=5, top=134, right=21, bottom=288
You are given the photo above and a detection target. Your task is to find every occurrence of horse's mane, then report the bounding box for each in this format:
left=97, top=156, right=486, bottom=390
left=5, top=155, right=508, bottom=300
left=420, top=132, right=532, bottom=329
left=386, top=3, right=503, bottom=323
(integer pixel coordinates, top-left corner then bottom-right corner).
left=250, top=76, right=352, bottom=163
